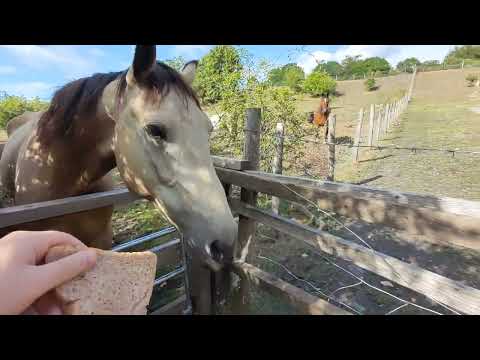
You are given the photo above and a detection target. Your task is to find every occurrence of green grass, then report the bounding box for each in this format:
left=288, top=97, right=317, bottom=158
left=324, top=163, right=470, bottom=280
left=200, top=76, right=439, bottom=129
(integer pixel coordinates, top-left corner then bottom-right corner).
left=112, top=200, right=171, bottom=244
left=335, top=68, right=480, bottom=200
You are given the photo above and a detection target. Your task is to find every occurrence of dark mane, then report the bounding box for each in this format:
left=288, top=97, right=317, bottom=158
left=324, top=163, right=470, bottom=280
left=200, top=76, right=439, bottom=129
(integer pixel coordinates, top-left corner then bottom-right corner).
left=37, top=62, right=200, bottom=144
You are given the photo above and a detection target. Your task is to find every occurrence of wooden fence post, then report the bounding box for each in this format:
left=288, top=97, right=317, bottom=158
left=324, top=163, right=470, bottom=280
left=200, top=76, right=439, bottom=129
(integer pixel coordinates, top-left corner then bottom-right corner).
left=326, top=114, right=336, bottom=181
left=237, top=108, right=261, bottom=261
left=352, top=108, right=364, bottom=163
left=385, top=103, right=391, bottom=131
left=271, top=122, right=284, bottom=214
left=408, top=66, right=417, bottom=102
left=396, top=100, right=400, bottom=121
left=374, top=104, right=383, bottom=144
left=382, top=103, right=390, bottom=136
left=231, top=108, right=261, bottom=314
left=368, top=104, right=375, bottom=146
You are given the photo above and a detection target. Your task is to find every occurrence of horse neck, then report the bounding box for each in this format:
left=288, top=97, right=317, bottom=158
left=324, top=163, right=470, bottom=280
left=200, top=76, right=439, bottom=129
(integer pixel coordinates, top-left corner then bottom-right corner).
left=26, top=107, right=116, bottom=201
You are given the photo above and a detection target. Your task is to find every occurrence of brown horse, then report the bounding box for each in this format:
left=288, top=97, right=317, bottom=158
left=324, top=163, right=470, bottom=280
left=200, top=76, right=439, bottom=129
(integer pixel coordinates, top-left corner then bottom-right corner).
left=6, top=111, right=37, bottom=137
left=308, top=96, right=330, bottom=140
left=0, top=45, right=237, bottom=313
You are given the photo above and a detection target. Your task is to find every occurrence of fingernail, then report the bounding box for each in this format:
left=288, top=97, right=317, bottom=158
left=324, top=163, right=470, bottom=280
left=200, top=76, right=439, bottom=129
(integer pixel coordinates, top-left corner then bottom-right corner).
left=47, top=305, right=63, bottom=315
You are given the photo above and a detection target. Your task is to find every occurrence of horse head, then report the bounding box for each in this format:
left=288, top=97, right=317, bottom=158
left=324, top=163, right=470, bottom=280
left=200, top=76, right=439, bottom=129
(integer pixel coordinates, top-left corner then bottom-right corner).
left=102, top=46, right=237, bottom=274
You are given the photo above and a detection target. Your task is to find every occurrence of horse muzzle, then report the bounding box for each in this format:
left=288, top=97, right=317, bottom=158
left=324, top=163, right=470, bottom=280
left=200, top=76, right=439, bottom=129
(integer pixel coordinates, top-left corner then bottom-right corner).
left=184, top=235, right=235, bottom=273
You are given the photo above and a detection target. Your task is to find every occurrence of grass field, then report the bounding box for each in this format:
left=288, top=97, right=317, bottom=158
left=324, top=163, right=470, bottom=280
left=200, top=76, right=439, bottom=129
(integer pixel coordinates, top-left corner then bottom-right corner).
left=334, top=68, right=480, bottom=200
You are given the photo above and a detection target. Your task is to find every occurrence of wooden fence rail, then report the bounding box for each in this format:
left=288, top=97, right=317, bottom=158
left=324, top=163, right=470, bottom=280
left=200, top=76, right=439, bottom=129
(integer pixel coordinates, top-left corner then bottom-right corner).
left=233, top=261, right=352, bottom=315
left=2, top=164, right=480, bottom=314
left=216, top=169, right=480, bottom=251
left=230, top=199, right=480, bottom=315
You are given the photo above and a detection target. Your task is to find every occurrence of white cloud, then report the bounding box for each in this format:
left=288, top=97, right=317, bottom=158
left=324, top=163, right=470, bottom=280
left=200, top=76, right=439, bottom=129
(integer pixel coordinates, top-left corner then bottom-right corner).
left=0, top=65, right=16, bottom=75
left=297, top=51, right=334, bottom=74
left=169, top=45, right=212, bottom=59
left=0, top=45, right=100, bottom=79
left=0, top=81, right=55, bottom=99
left=297, top=45, right=457, bottom=74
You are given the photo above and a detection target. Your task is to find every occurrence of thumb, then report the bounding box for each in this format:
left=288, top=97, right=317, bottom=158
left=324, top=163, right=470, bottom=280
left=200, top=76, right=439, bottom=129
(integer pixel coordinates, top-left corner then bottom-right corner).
left=33, top=249, right=97, bottom=296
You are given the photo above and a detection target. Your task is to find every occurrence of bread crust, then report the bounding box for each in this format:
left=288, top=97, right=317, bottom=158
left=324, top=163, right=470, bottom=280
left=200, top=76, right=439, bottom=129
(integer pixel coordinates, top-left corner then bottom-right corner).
left=46, top=245, right=157, bottom=315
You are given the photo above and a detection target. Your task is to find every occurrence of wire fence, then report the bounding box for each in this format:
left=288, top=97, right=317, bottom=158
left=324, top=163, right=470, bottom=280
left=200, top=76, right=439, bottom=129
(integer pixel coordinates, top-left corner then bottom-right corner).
left=280, top=135, right=480, bottom=157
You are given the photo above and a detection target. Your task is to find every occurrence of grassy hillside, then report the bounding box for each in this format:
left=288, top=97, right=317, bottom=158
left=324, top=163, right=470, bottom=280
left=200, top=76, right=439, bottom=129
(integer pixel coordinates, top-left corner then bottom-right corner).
left=335, top=68, right=480, bottom=200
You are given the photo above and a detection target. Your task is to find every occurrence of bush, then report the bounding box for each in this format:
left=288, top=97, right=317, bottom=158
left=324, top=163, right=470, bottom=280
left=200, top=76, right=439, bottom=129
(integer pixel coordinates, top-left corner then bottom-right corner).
left=209, top=56, right=322, bottom=173
left=466, top=74, right=479, bottom=87
left=267, top=63, right=305, bottom=92
left=0, top=92, right=49, bottom=129
left=364, top=78, right=377, bottom=91
left=193, top=45, right=243, bottom=105
left=396, top=58, right=421, bottom=73
left=302, top=71, right=336, bottom=97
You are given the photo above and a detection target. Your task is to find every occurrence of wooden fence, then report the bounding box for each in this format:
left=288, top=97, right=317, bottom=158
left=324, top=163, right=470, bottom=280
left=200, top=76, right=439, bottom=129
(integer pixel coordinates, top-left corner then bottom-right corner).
left=1, top=107, right=480, bottom=315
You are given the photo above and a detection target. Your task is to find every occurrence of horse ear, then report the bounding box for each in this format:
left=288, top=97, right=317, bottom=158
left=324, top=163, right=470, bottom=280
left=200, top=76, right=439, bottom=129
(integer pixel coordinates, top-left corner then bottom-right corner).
left=180, top=60, right=198, bottom=85
left=126, top=45, right=156, bottom=86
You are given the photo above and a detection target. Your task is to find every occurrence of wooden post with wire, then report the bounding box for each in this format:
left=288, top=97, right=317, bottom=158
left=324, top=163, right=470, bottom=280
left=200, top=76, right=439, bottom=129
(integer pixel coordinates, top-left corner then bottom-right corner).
left=381, top=103, right=388, bottom=136
left=408, top=65, right=417, bottom=102
left=352, top=108, right=364, bottom=163
left=326, top=114, right=336, bottom=181
left=374, top=104, right=383, bottom=144
left=394, top=100, right=399, bottom=123
left=272, top=122, right=284, bottom=214
left=237, top=108, right=261, bottom=259
left=231, top=107, right=261, bottom=314
left=368, top=104, right=375, bottom=146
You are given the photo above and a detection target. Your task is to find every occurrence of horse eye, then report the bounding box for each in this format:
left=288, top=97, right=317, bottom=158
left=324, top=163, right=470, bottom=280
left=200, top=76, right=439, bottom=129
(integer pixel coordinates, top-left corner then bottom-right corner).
left=145, top=124, right=168, bottom=141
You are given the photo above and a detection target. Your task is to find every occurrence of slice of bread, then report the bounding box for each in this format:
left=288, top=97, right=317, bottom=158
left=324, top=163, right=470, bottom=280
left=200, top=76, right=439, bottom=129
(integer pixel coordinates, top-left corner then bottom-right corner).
left=45, top=245, right=157, bottom=315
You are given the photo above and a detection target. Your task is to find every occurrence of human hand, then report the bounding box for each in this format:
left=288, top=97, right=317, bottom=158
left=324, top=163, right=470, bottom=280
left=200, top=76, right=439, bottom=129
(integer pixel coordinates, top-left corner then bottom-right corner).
left=0, top=231, right=97, bottom=315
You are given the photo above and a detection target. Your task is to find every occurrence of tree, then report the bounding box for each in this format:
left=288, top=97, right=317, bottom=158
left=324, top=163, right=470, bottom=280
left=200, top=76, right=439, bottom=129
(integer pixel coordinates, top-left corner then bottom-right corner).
left=313, top=61, right=343, bottom=78
left=396, top=58, right=421, bottom=73
left=445, top=45, right=480, bottom=64
left=362, top=57, right=391, bottom=75
left=267, top=67, right=285, bottom=86
left=208, top=55, right=319, bottom=173
left=193, top=45, right=243, bottom=105
left=339, top=55, right=391, bottom=78
left=0, top=92, right=49, bottom=129
left=283, top=64, right=305, bottom=92
left=341, top=55, right=362, bottom=77
left=302, top=71, right=336, bottom=97
left=267, top=63, right=305, bottom=92
left=422, top=60, right=440, bottom=66
left=164, top=56, right=187, bottom=71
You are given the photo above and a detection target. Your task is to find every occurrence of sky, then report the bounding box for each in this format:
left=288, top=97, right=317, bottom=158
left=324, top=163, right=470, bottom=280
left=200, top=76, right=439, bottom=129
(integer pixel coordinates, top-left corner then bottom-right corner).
left=0, top=45, right=456, bottom=100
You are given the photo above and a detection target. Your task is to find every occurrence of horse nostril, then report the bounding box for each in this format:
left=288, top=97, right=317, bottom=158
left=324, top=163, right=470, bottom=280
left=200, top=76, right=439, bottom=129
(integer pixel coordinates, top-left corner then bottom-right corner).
left=210, top=240, right=224, bottom=263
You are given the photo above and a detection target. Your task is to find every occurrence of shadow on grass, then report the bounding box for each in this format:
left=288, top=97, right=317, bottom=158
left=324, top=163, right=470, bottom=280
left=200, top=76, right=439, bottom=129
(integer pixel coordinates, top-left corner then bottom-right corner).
left=359, top=154, right=394, bottom=163
left=353, top=175, right=384, bottom=185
